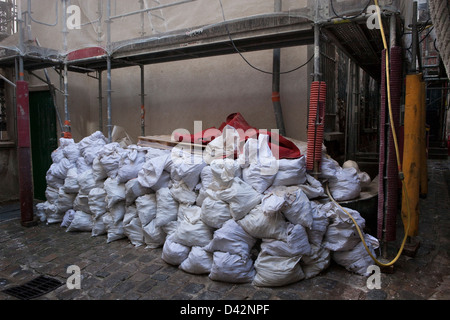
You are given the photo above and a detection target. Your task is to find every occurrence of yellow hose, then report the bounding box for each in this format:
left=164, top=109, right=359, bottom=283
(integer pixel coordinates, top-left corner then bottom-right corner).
left=325, top=0, right=412, bottom=267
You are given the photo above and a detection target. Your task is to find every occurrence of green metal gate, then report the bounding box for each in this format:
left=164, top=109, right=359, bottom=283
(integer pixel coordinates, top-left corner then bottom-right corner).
left=29, top=91, right=57, bottom=201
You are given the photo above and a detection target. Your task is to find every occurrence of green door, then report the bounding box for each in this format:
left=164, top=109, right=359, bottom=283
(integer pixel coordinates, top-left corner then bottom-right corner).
left=29, top=91, right=58, bottom=201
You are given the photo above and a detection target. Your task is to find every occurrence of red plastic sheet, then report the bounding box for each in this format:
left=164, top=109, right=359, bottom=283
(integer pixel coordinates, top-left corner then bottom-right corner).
left=174, top=113, right=301, bottom=159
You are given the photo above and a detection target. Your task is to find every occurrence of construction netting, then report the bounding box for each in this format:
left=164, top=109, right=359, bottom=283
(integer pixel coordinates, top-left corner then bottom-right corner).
left=0, top=0, right=382, bottom=58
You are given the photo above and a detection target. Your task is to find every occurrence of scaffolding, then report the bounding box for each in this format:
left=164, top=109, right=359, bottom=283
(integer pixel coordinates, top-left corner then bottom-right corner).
left=0, top=0, right=413, bottom=245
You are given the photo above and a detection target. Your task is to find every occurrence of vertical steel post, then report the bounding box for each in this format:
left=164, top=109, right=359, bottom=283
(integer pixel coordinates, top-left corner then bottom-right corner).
left=271, top=0, right=286, bottom=137
left=17, top=80, right=35, bottom=227
left=98, top=71, right=103, bottom=132
left=140, top=65, right=145, bottom=137
left=106, top=0, right=112, bottom=142
left=16, top=0, right=35, bottom=226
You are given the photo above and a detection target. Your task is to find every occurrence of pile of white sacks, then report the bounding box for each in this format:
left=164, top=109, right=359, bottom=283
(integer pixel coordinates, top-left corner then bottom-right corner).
left=36, top=128, right=379, bottom=287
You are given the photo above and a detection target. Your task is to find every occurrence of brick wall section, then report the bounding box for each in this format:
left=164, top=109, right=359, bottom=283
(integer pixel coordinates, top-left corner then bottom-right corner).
left=429, top=0, right=450, bottom=77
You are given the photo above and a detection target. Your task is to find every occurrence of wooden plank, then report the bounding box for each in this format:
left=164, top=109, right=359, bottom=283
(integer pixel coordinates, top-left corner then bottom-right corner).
left=137, top=135, right=205, bottom=154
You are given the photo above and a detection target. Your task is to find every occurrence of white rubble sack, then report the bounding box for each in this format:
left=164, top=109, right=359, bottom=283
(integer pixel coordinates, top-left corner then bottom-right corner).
left=259, top=223, right=312, bottom=257
left=297, top=174, right=325, bottom=199
left=281, top=188, right=314, bottom=229
left=104, top=177, right=126, bottom=209
left=306, top=201, right=330, bottom=246
left=272, top=156, right=307, bottom=186
left=66, top=211, right=93, bottom=232
left=200, top=195, right=232, bottom=229
left=171, top=205, right=213, bottom=247
left=88, top=188, right=107, bottom=219
left=63, top=167, right=80, bottom=194
left=170, top=146, right=206, bottom=190
left=252, top=252, right=304, bottom=287
left=239, top=134, right=278, bottom=194
left=332, top=233, right=379, bottom=276
left=322, top=202, right=366, bottom=252
left=204, top=219, right=256, bottom=257
left=209, top=251, right=255, bottom=284
left=143, top=219, right=166, bottom=248
left=301, top=244, right=331, bottom=279
left=209, top=158, right=241, bottom=189
left=179, top=246, right=214, bottom=275
left=153, top=188, right=178, bottom=227
left=216, top=177, right=261, bottom=221
left=328, top=167, right=361, bottom=201
left=125, top=178, right=152, bottom=205
left=161, top=234, right=191, bottom=266
left=237, top=204, right=289, bottom=241
left=137, top=149, right=172, bottom=189
left=203, top=125, right=241, bottom=164
left=123, top=204, right=144, bottom=247
left=135, top=193, right=157, bottom=227
left=60, top=209, right=76, bottom=228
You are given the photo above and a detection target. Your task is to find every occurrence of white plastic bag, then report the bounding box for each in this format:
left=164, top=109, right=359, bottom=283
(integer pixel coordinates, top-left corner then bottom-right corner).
left=73, top=193, right=91, bottom=214
left=56, top=187, right=76, bottom=214
left=306, top=201, right=329, bottom=246
left=102, top=213, right=126, bottom=243
left=78, top=169, right=104, bottom=195
left=138, top=150, right=171, bottom=189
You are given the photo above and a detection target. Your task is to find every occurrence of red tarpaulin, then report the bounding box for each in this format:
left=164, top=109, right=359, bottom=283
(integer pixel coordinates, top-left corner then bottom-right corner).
left=174, top=113, right=301, bottom=159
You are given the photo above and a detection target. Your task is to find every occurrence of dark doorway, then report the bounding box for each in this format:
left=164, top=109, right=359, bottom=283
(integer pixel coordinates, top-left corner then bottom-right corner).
left=29, top=91, right=58, bottom=201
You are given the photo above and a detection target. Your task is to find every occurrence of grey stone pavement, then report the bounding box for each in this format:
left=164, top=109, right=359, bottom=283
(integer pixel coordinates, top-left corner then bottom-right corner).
left=0, top=159, right=449, bottom=306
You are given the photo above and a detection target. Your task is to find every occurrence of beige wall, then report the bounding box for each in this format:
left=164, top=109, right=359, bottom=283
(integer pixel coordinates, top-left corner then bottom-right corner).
left=21, top=0, right=311, bottom=143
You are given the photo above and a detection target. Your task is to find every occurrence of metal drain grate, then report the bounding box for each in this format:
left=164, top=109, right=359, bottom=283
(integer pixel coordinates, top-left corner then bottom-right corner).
left=2, top=275, right=63, bottom=300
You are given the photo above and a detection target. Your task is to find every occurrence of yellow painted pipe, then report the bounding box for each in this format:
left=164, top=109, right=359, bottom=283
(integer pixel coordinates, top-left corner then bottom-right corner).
left=419, top=80, right=428, bottom=197
left=401, top=73, right=423, bottom=237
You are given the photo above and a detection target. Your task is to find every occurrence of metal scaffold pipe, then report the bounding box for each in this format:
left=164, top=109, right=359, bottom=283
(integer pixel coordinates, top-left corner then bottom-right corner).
left=272, top=0, right=286, bottom=137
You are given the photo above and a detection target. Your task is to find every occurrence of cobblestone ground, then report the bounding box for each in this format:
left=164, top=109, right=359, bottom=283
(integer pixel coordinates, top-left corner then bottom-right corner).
left=0, top=160, right=449, bottom=304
